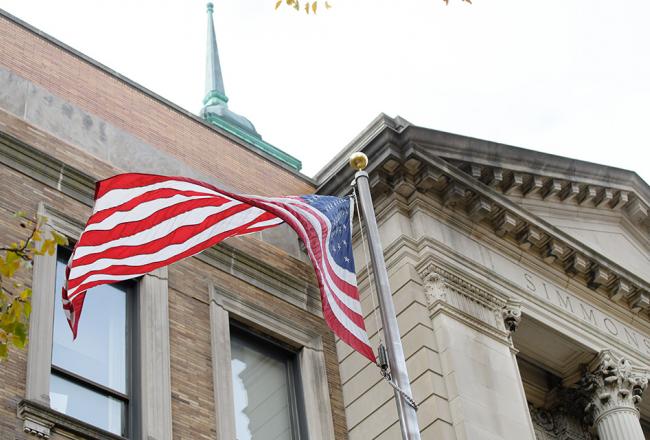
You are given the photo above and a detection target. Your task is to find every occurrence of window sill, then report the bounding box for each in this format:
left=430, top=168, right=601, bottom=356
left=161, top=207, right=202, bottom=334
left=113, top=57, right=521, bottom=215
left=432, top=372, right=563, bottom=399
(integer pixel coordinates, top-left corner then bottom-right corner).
left=18, top=399, right=127, bottom=440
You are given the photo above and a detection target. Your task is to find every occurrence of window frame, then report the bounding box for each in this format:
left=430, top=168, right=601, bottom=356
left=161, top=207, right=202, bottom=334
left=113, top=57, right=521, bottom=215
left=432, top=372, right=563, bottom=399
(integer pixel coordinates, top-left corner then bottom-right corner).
left=50, top=246, right=135, bottom=437
left=229, top=322, right=308, bottom=440
left=23, top=203, right=173, bottom=440
left=209, top=282, right=336, bottom=440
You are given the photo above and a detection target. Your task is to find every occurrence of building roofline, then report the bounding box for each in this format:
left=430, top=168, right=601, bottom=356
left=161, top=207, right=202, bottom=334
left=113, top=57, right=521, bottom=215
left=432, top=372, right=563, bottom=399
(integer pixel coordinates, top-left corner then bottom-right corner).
left=313, top=113, right=401, bottom=184
left=403, top=124, right=650, bottom=200
left=317, top=113, right=650, bottom=202
left=0, top=8, right=314, bottom=185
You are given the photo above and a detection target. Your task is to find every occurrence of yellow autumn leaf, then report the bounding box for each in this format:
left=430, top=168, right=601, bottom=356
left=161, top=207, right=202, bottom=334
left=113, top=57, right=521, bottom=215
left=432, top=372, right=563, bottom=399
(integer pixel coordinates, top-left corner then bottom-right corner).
left=286, top=0, right=295, bottom=5
left=50, top=230, right=68, bottom=246
left=325, top=1, right=332, bottom=8
left=0, top=255, right=20, bottom=278
left=312, top=1, right=317, bottom=13
left=305, top=2, right=310, bottom=14
left=275, top=0, right=282, bottom=9
left=11, top=301, right=23, bottom=320
left=38, top=239, right=56, bottom=256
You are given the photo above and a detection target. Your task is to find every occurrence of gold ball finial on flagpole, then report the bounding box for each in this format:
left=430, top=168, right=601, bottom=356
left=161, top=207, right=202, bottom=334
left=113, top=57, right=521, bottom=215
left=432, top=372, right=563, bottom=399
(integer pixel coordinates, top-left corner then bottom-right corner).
left=349, top=152, right=368, bottom=171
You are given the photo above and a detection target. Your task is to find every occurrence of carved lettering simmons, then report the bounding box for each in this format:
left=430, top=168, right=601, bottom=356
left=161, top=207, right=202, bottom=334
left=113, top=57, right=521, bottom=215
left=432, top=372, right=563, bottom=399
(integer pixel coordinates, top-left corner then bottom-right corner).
left=556, top=291, right=574, bottom=313
left=603, top=318, right=619, bottom=336
left=624, top=328, right=640, bottom=349
left=523, top=271, right=650, bottom=356
left=580, top=304, right=598, bottom=326
left=644, top=338, right=650, bottom=353
left=524, top=273, right=536, bottom=292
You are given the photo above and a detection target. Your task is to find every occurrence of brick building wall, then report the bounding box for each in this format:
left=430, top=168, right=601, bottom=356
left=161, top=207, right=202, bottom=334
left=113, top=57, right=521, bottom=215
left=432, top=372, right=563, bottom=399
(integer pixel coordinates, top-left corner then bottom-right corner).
left=0, top=12, right=312, bottom=195
left=0, top=10, right=348, bottom=440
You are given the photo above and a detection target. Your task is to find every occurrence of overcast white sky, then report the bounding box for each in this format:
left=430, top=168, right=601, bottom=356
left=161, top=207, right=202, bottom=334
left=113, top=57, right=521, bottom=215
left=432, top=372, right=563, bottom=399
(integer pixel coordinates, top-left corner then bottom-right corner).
left=1, top=0, right=649, bottom=183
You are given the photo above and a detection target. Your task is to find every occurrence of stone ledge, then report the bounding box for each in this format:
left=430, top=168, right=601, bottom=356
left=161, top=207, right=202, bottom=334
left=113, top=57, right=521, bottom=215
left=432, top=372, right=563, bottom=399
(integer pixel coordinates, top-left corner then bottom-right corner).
left=18, top=399, right=126, bottom=440
left=199, top=243, right=322, bottom=317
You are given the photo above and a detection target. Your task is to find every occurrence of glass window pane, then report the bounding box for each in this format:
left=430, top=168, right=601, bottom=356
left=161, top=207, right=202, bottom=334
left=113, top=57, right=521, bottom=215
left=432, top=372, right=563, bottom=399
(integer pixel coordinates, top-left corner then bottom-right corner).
left=50, top=373, right=124, bottom=436
left=231, top=331, right=296, bottom=440
left=52, top=251, right=128, bottom=394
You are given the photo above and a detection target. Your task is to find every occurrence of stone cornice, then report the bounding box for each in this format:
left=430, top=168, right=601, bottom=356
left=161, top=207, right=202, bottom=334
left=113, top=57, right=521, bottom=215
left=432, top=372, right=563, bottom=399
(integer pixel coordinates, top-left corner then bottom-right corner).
left=0, top=131, right=95, bottom=206
left=317, top=115, right=649, bottom=202
left=447, top=157, right=649, bottom=237
left=314, top=113, right=405, bottom=184
left=403, top=125, right=650, bottom=202
left=198, top=244, right=322, bottom=317
left=415, top=146, right=650, bottom=310
left=341, top=139, right=650, bottom=322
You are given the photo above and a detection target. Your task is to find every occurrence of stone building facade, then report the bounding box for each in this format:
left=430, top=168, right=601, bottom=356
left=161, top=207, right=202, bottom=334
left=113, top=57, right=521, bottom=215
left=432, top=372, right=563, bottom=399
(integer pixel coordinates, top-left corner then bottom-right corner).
left=2, top=5, right=650, bottom=440
left=317, top=114, right=650, bottom=440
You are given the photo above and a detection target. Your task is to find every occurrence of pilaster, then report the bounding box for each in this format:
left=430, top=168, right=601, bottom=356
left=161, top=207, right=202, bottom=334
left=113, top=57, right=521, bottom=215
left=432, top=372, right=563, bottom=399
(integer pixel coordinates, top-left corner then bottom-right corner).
left=137, top=267, right=173, bottom=440
left=421, top=263, right=536, bottom=440
left=421, top=264, right=510, bottom=344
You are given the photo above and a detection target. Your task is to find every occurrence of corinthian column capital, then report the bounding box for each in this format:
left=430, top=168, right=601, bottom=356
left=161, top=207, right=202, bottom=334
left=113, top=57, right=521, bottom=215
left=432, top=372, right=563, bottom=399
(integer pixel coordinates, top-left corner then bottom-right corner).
left=580, top=350, right=649, bottom=430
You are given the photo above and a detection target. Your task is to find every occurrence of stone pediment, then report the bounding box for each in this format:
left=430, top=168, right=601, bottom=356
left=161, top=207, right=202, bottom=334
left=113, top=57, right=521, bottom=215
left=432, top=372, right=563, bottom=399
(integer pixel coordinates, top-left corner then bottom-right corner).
left=317, top=114, right=650, bottom=324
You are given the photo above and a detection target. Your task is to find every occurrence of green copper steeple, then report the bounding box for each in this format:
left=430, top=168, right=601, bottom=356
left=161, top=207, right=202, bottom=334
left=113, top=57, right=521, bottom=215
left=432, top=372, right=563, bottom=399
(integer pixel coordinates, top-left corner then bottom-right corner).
left=200, top=3, right=302, bottom=171
left=204, top=2, right=227, bottom=106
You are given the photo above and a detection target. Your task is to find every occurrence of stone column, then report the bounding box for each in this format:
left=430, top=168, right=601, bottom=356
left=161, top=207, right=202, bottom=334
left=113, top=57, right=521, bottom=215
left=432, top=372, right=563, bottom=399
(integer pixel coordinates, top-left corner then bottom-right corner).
left=580, top=350, right=648, bottom=440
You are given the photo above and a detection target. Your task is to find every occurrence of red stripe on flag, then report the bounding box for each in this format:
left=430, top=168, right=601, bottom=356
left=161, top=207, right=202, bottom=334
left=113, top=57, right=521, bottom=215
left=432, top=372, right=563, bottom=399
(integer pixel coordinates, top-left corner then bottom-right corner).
left=88, top=188, right=223, bottom=226
left=67, top=209, right=276, bottom=293
left=77, top=197, right=244, bottom=248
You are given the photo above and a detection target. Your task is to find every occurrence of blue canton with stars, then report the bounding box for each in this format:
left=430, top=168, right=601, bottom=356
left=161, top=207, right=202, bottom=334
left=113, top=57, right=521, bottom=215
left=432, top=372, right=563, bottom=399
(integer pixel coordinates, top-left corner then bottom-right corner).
left=301, top=195, right=356, bottom=273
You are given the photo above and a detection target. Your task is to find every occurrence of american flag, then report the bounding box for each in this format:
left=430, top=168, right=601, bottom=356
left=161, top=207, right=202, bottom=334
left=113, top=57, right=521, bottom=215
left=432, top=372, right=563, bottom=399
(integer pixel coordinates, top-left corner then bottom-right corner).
left=63, top=173, right=375, bottom=362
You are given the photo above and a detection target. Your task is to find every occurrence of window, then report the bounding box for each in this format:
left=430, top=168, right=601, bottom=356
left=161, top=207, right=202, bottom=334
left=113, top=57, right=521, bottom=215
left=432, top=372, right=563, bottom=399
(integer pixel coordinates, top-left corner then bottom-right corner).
left=230, top=325, right=306, bottom=440
left=49, top=248, right=133, bottom=436
left=23, top=203, right=172, bottom=440
left=210, top=283, right=336, bottom=440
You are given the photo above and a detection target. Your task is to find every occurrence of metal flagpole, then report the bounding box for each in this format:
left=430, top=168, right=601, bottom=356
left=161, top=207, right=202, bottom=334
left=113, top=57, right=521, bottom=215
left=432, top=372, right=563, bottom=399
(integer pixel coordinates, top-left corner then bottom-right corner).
left=349, top=152, right=422, bottom=440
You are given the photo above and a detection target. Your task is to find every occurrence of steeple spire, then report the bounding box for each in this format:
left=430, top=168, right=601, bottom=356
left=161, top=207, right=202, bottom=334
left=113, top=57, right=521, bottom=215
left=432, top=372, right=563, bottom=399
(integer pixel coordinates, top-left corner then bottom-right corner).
left=201, top=2, right=259, bottom=136
left=204, top=2, right=226, bottom=105
left=199, top=3, right=303, bottom=171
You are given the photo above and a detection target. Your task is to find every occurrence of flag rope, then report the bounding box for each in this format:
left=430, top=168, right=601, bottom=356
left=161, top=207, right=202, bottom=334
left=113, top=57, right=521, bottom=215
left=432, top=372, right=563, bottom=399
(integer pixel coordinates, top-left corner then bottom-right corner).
left=380, top=369, right=420, bottom=411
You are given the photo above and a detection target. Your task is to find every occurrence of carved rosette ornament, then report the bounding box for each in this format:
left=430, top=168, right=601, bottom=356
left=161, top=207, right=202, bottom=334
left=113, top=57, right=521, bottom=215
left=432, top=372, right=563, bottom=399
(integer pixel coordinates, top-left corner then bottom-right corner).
left=580, top=350, right=649, bottom=440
